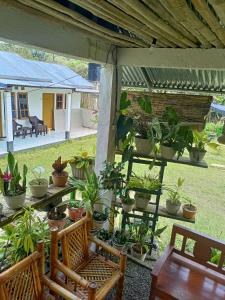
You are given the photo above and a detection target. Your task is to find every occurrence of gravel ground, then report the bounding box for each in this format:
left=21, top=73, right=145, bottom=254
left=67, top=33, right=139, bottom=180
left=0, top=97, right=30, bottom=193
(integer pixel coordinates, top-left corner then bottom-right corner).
left=106, top=259, right=152, bottom=300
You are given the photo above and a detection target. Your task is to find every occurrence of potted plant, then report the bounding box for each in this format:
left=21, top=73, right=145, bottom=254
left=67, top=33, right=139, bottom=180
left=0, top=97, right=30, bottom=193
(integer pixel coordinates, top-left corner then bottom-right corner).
left=183, top=198, right=197, bottom=219
left=69, top=151, right=94, bottom=180
left=29, top=166, right=48, bottom=198
left=121, top=193, right=135, bottom=213
left=166, top=177, right=184, bottom=215
left=70, top=169, right=107, bottom=231
left=52, top=157, right=68, bottom=187
left=67, top=198, right=84, bottom=222
left=47, top=204, right=67, bottom=231
left=113, top=230, right=130, bottom=251
left=0, top=206, right=49, bottom=268
left=128, top=173, right=162, bottom=210
left=130, top=222, right=167, bottom=262
left=97, top=229, right=112, bottom=243
left=0, top=152, right=28, bottom=210
left=188, top=130, right=219, bottom=162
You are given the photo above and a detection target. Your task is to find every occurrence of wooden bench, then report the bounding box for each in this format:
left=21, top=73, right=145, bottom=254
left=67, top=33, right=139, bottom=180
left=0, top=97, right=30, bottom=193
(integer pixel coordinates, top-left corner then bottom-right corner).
left=149, top=224, right=225, bottom=300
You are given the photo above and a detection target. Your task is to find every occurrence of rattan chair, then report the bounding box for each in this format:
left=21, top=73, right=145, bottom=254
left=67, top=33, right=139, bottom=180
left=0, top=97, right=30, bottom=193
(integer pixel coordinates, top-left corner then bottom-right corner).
left=50, top=215, right=127, bottom=300
left=0, top=241, right=80, bottom=300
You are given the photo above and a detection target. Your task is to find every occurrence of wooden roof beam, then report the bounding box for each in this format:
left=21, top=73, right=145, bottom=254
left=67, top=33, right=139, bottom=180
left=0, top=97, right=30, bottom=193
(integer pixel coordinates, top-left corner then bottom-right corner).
left=118, top=48, right=225, bottom=70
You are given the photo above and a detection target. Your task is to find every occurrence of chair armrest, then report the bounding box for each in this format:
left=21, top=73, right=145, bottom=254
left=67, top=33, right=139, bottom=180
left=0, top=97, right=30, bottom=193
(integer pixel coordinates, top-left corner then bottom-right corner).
left=89, top=235, right=121, bottom=257
left=43, top=275, right=81, bottom=300
left=56, top=260, right=89, bottom=289
left=151, top=245, right=174, bottom=277
left=38, top=120, right=44, bottom=125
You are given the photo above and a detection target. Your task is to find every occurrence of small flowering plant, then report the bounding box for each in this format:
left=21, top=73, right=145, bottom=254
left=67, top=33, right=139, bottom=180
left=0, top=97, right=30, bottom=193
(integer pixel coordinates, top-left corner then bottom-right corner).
left=68, top=151, right=94, bottom=169
left=0, top=152, right=28, bottom=196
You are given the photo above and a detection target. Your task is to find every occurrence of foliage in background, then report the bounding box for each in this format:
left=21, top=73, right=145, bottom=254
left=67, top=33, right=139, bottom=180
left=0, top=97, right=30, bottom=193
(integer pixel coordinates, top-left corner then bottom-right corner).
left=100, top=161, right=125, bottom=191
left=206, top=122, right=223, bottom=137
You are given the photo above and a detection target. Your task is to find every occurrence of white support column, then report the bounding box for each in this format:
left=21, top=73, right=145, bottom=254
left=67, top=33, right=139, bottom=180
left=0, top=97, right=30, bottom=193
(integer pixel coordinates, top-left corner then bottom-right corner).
left=4, top=91, right=14, bottom=152
left=65, top=93, right=72, bottom=139
left=95, top=64, right=121, bottom=175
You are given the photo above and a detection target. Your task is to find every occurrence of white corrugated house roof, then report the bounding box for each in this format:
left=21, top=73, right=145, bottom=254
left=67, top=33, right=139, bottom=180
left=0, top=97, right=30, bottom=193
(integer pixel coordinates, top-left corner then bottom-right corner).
left=0, top=51, right=95, bottom=91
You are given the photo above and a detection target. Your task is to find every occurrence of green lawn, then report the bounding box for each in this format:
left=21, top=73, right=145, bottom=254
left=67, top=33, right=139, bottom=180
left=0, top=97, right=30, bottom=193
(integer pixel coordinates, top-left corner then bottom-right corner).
left=0, top=135, right=224, bottom=249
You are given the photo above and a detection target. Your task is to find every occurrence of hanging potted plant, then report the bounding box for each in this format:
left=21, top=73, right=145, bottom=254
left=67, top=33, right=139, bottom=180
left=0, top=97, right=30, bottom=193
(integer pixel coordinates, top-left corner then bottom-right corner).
left=128, top=174, right=161, bottom=210
left=29, top=166, right=48, bottom=198
left=70, top=169, right=108, bottom=231
left=0, top=152, right=28, bottom=210
left=112, top=230, right=130, bottom=251
left=52, top=157, right=68, bottom=187
left=69, top=151, right=95, bottom=180
left=187, top=130, right=219, bottom=162
left=166, top=177, right=184, bottom=215
left=182, top=198, right=197, bottom=219
left=121, top=193, right=135, bottom=213
left=47, top=204, right=67, bottom=230
left=67, top=198, right=84, bottom=222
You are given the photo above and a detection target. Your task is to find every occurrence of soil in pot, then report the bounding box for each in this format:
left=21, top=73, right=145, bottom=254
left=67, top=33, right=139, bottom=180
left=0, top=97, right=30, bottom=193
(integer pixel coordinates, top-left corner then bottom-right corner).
left=29, top=179, right=48, bottom=198
left=52, top=171, right=68, bottom=187
left=4, top=192, right=26, bottom=210
left=189, top=148, right=206, bottom=162
left=68, top=206, right=85, bottom=222
left=183, top=204, right=197, bottom=219
left=131, top=244, right=147, bottom=262
left=135, top=192, right=151, bottom=210
left=166, top=199, right=181, bottom=215
left=160, top=145, right=176, bottom=160
left=135, top=137, right=154, bottom=156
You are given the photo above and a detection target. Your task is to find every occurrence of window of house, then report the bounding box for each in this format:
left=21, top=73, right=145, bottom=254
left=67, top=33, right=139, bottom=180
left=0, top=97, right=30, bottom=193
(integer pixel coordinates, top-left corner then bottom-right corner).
left=56, top=94, right=64, bottom=109
left=11, top=93, right=17, bottom=119
left=17, top=93, right=29, bottom=119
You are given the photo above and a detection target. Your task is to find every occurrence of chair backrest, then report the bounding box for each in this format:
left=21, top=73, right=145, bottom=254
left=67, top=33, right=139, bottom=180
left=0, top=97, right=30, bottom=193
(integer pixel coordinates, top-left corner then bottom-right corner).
left=0, top=243, right=44, bottom=300
left=16, top=118, right=32, bottom=128
left=12, top=120, right=18, bottom=131
left=170, top=224, right=225, bottom=275
left=29, top=116, right=39, bottom=126
left=56, top=216, right=90, bottom=271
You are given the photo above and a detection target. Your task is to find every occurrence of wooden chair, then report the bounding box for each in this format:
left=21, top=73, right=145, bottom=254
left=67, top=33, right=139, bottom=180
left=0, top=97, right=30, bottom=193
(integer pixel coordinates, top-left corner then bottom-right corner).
left=50, top=215, right=127, bottom=300
left=13, top=120, right=25, bottom=138
left=149, top=224, right=225, bottom=300
left=0, top=241, right=80, bottom=300
left=29, top=116, right=48, bottom=137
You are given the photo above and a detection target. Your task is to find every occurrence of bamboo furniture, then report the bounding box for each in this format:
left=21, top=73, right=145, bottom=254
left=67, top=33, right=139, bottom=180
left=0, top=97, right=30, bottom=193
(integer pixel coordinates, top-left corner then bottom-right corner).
left=149, top=224, right=225, bottom=300
left=50, top=215, right=127, bottom=300
left=0, top=241, right=80, bottom=300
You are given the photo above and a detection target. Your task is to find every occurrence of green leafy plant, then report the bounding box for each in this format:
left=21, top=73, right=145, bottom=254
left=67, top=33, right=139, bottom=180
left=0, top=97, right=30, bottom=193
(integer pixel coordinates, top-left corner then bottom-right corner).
left=68, top=199, right=83, bottom=209
left=93, top=209, right=108, bottom=222
left=100, top=161, right=125, bottom=191
left=121, top=194, right=135, bottom=205
left=30, top=166, right=46, bottom=185
left=128, top=173, right=161, bottom=192
left=0, top=152, right=28, bottom=196
left=97, top=229, right=112, bottom=241
left=69, top=151, right=94, bottom=169
left=188, top=130, right=219, bottom=152
left=113, top=230, right=130, bottom=246
left=0, top=206, right=49, bottom=266
left=52, top=157, right=67, bottom=175
left=166, top=177, right=184, bottom=205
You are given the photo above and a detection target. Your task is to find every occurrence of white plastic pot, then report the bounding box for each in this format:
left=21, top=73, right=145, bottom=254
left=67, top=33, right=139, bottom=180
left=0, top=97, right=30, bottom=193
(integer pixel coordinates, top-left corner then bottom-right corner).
left=135, top=137, right=154, bottom=156
left=29, top=179, right=48, bottom=198
left=166, top=199, right=181, bottom=215
left=122, top=203, right=135, bottom=213
left=134, top=192, right=151, bottom=210
left=4, top=192, right=26, bottom=210
left=131, top=244, right=147, bottom=261
left=189, top=148, right=206, bottom=162
left=160, top=145, right=176, bottom=160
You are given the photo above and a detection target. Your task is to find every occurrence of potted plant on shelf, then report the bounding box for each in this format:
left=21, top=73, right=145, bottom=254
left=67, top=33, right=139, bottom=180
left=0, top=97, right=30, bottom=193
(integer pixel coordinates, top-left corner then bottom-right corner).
left=67, top=198, right=84, bottom=222
left=0, top=152, right=28, bottom=210
left=52, top=157, right=68, bottom=187
left=97, top=228, right=112, bottom=243
left=69, top=151, right=94, bottom=180
left=121, top=193, right=135, bottom=213
left=29, top=166, right=48, bottom=198
left=47, top=204, right=67, bottom=230
left=187, top=130, right=219, bottom=162
left=113, top=230, right=130, bottom=251
left=128, top=173, right=162, bottom=210
left=182, top=197, right=197, bottom=219
left=70, top=169, right=108, bottom=231
left=166, top=177, right=184, bottom=215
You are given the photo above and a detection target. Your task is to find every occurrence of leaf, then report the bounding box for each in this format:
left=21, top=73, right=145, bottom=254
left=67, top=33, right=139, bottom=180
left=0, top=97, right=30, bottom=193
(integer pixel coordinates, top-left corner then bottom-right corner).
left=76, top=161, right=85, bottom=169
left=154, top=226, right=167, bottom=237
left=120, top=91, right=131, bottom=112
left=7, top=152, right=15, bottom=174
left=137, top=95, right=152, bottom=114
left=116, top=115, right=133, bottom=141
left=178, top=177, right=184, bottom=188
left=208, top=142, right=219, bottom=150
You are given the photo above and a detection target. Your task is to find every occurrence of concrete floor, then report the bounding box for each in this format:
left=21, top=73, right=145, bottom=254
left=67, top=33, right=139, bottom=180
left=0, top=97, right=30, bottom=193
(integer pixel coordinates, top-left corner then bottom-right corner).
left=0, top=127, right=97, bottom=156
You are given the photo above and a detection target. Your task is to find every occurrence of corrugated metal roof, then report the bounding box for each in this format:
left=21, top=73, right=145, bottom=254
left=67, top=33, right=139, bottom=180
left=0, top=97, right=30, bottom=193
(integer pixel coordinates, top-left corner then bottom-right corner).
left=211, top=103, right=225, bottom=115
left=0, top=51, right=94, bottom=90
left=122, top=66, right=225, bottom=94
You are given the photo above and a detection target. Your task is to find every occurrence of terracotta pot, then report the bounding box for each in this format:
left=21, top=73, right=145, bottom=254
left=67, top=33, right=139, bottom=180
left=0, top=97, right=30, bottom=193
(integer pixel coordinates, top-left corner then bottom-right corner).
left=134, top=192, right=151, bottom=210
left=29, top=179, right=48, bottom=198
left=183, top=204, right=197, bottom=219
left=135, top=137, right=154, bottom=156
left=4, top=192, right=26, bottom=210
left=131, top=244, right=147, bottom=262
left=189, top=148, right=206, bottom=162
left=160, top=145, right=176, bottom=160
left=68, top=206, right=85, bottom=222
left=48, top=215, right=67, bottom=231
left=122, top=203, right=135, bottom=213
left=52, top=171, right=68, bottom=187
left=166, top=199, right=181, bottom=215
